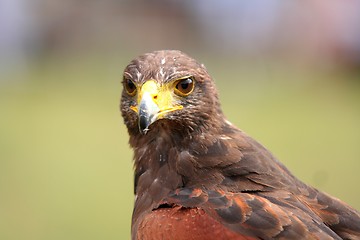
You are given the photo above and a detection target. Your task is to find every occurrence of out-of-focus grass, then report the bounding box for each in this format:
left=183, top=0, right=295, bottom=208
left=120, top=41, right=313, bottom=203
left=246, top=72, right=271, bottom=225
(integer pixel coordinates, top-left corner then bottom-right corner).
left=0, top=55, right=359, bottom=240
left=0, top=56, right=133, bottom=240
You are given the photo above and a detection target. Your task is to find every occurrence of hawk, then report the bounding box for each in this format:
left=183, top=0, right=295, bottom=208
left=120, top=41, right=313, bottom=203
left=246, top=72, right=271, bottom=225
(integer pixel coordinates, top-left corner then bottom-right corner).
left=120, top=50, right=360, bottom=240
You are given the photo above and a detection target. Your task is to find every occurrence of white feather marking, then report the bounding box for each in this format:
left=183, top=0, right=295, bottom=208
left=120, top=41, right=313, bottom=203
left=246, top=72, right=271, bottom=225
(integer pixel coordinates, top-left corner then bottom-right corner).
left=220, top=135, right=231, bottom=140
left=225, top=119, right=234, bottom=126
left=123, top=71, right=132, bottom=78
left=135, top=68, right=142, bottom=81
left=159, top=67, right=165, bottom=78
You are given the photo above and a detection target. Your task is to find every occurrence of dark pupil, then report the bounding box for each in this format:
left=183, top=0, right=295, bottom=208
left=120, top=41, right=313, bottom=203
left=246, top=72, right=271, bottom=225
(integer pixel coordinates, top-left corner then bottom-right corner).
left=178, top=78, right=192, bottom=91
left=127, top=80, right=135, bottom=92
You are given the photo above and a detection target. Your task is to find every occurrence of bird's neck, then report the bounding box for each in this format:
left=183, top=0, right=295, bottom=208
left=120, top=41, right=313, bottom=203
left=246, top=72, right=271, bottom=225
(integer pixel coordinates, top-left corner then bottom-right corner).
left=130, top=118, right=242, bottom=194
left=130, top=118, right=247, bottom=225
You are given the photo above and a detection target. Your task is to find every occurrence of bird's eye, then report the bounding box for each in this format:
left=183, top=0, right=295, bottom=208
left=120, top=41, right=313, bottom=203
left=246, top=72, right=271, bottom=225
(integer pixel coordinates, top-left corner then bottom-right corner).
left=124, top=79, right=137, bottom=96
left=174, top=77, right=194, bottom=96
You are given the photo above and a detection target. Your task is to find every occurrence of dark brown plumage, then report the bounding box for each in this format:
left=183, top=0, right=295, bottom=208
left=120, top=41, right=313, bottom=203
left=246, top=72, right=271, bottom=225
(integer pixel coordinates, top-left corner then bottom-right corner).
left=120, top=50, right=360, bottom=240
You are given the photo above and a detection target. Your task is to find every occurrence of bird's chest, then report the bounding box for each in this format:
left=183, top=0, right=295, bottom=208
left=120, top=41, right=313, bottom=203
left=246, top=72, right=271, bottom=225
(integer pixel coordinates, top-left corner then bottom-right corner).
left=136, top=207, right=254, bottom=240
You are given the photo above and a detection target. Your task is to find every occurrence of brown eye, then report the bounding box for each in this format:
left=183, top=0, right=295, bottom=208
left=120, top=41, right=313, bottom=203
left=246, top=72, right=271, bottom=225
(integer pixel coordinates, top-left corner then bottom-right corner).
left=174, top=77, right=194, bottom=96
left=124, top=79, right=137, bottom=96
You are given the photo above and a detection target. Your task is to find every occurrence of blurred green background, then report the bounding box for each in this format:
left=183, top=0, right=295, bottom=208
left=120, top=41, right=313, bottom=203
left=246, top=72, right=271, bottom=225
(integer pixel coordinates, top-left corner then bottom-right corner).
left=0, top=1, right=359, bottom=239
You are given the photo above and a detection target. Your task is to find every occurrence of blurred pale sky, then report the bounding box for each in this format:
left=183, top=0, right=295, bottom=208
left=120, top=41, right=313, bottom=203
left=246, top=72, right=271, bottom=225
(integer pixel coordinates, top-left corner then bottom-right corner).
left=1, top=0, right=360, bottom=78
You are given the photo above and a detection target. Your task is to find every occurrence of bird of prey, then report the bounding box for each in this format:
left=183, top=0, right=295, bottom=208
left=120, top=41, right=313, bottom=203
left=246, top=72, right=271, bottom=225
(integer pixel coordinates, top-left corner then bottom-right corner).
left=120, top=50, right=360, bottom=240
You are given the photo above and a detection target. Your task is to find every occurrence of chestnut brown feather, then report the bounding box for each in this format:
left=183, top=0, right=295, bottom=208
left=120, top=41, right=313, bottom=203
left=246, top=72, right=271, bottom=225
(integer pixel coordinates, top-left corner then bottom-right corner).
left=120, top=50, right=360, bottom=240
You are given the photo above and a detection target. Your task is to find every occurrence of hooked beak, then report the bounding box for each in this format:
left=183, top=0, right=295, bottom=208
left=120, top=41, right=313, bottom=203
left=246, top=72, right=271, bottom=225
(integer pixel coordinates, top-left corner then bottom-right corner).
left=130, top=80, right=183, bottom=134
left=138, top=91, right=160, bottom=133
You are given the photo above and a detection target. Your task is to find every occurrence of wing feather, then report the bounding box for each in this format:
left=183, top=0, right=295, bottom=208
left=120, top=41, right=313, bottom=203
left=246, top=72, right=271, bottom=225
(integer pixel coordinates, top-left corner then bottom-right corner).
left=166, top=188, right=342, bottom=239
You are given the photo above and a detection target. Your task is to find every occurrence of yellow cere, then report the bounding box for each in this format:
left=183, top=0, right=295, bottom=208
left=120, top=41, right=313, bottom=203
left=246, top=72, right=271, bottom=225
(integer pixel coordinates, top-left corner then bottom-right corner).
left=130, top=80, right=183, bottom=117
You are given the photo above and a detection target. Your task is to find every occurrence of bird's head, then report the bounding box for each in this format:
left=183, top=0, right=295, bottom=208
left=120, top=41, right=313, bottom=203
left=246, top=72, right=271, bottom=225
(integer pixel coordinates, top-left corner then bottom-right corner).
left=120, top=50, right=223, bottom=138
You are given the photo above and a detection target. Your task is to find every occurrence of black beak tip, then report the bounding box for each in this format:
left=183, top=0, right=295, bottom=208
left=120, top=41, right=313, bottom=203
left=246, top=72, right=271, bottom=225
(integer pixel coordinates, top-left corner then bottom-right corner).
left=139, top=115, right=149, bottom=134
